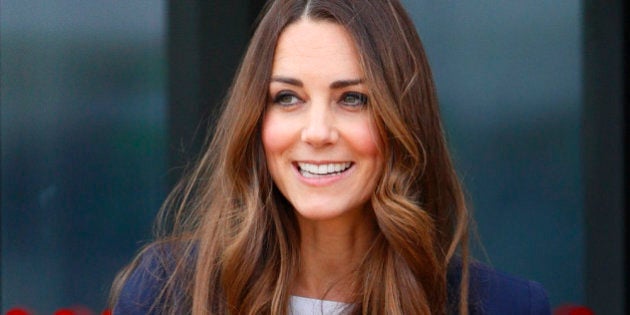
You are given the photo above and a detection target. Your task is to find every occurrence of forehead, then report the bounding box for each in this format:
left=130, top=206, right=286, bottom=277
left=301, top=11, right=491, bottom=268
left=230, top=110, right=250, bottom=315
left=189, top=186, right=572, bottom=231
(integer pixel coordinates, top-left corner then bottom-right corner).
left=271, top=19, right=363, bottom=78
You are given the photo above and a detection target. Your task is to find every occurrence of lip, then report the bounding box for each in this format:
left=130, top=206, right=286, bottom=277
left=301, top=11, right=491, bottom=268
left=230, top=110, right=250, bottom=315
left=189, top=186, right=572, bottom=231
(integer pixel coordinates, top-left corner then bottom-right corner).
left=292, top=161, right=355, bottom=186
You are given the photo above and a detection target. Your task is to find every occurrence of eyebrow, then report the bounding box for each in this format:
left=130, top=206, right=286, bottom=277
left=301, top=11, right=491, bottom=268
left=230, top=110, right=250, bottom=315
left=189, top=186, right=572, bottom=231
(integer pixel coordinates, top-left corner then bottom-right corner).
left=330, top=79, right=364, bottom=89
left=270, top=76, right=364, bottom=89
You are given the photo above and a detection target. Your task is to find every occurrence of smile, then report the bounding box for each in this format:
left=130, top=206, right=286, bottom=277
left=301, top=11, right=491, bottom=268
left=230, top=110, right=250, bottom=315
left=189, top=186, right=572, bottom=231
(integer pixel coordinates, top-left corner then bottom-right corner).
left=297, top=162, right=353, bottom=178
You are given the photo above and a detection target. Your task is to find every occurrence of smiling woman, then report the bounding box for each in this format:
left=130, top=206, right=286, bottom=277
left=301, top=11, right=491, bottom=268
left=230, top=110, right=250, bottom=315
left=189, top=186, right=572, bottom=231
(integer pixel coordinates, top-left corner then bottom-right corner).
left=263, top=21, right=384, bottom=304
left=109, top=1, right=550, bottom=314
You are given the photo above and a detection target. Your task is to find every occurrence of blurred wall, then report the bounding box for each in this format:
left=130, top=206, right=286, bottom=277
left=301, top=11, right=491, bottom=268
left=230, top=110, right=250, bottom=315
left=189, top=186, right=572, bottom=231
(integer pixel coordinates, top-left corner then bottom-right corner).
left=1, top=1, right=166, bottom=313
left=401, top=0, right=584, bottom=309
left=582, top=1, right=626, bottom=314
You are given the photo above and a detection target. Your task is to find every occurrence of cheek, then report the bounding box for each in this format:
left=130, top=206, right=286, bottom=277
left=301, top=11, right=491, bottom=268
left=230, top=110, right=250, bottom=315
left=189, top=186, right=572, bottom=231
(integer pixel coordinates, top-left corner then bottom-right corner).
left=348, top=119, right=382, bottom=158
left=261, top=112, right=291, bottom=164
left=348, top=119, right=385, bottom=187
left=261, top=114, right=278, bottom=156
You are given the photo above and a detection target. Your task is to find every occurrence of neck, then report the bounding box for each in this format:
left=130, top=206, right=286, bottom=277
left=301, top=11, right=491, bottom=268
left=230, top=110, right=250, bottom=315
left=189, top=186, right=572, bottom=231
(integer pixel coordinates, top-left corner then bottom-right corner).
left=293, top=210, right=377, bottom=302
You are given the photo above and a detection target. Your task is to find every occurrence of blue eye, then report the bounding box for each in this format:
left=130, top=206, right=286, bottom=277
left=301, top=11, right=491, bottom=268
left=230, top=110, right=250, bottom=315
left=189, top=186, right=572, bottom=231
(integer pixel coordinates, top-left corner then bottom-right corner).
left=273, top=91, right=301, bottom=106
left=340, top=92, right=368, bottom=107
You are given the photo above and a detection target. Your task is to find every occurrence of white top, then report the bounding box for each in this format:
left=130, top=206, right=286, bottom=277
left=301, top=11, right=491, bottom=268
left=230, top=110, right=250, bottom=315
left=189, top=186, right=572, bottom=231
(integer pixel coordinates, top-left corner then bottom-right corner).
left=289, top=295, right=351, bottom=315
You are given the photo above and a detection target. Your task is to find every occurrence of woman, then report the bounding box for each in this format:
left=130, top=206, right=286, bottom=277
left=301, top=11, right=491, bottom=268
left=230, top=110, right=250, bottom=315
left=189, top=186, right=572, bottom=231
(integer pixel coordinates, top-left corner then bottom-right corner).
left=111, top=0, right=550, bottom=314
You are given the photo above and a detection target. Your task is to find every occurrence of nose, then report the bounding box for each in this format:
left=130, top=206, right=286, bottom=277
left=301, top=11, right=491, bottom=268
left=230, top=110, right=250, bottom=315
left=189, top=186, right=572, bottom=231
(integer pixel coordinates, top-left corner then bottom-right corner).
left=300, top=101, right=338, bottom=147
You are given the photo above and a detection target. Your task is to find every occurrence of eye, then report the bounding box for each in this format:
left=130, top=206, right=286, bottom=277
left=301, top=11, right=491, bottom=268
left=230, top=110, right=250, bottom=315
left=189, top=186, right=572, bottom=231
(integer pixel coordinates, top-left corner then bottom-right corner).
left=272, top=91, right=301, bottom=106
left=339, top=92, right=368, bottom=108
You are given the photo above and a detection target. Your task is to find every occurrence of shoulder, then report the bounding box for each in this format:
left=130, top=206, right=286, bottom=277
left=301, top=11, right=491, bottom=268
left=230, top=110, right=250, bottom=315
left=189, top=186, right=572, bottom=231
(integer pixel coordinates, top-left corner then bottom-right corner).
left=113, top=243, right=189, bottom=315
left=448, top=259, right=551, bottom=315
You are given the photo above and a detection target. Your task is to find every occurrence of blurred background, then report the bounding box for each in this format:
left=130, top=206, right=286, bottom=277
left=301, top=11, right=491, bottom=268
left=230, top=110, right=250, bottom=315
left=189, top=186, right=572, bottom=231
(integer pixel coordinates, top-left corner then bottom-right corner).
left=1, top=0, right=626, bottom=314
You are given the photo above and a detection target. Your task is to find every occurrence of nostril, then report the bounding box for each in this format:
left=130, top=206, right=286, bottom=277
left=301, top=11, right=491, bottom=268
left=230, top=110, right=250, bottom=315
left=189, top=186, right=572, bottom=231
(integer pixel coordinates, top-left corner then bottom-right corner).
left=301, top=125, right=337, bottom=145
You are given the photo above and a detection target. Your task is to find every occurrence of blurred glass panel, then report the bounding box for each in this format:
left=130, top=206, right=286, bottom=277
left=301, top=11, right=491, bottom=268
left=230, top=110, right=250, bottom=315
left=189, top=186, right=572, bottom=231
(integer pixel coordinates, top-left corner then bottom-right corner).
left=1, top=1, right=166, bottom=313
left=402, top=0, right=583, bottom=307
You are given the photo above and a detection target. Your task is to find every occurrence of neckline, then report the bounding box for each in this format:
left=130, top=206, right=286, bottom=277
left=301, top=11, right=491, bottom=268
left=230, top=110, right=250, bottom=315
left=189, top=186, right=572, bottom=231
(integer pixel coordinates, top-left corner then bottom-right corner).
left=290, top=295, right=350, bottom=305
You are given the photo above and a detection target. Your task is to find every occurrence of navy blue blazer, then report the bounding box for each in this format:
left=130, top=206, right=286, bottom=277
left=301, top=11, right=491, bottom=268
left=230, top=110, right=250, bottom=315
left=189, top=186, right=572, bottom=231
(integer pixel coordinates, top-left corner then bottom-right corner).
left=114, top=248, right=550, bottom=314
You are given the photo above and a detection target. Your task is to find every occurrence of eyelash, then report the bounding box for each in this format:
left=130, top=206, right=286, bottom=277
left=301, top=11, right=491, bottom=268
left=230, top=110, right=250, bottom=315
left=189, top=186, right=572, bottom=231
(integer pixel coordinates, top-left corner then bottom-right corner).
left=272, top=91, right=301, bottom=106
left=339, top=92, right=368, bottom=108
left=270, top=91, right=369, bottom=108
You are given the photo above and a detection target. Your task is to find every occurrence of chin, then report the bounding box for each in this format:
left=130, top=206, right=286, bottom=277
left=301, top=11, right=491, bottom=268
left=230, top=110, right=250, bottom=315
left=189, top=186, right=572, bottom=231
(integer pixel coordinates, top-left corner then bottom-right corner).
left=292, top=203, right=363, bottom=223
left=295, top=209, right=346, bottom=222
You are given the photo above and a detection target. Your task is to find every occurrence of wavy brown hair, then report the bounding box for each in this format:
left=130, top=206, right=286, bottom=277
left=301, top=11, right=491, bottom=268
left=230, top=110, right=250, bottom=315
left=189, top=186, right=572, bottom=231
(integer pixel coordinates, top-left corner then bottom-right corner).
left=110, top=0, right=470, bottom=314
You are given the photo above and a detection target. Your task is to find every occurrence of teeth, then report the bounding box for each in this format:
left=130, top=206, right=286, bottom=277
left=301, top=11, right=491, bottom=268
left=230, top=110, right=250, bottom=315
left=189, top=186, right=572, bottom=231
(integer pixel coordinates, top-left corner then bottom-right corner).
left=298, top=162, right=352, bottom=177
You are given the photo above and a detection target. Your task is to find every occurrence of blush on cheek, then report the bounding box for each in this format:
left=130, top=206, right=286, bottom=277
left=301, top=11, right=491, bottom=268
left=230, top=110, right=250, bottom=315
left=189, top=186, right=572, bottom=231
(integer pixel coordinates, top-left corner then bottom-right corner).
left=261, top=112, right=296, bottom=180
left=352, top=122, right=382, bottom=156
left=261, top=115, right=281, bottom=152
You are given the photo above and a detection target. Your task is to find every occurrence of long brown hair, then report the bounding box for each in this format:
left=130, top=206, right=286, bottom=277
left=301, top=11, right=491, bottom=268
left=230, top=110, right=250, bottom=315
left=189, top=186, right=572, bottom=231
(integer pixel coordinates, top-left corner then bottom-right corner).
left=110, top=0, right=470, bottom=314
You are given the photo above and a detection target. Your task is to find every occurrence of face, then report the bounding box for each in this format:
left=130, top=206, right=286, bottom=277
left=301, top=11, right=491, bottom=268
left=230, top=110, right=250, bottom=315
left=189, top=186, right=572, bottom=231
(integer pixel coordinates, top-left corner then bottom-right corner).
left=262, top=19, right=384, bottom=224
